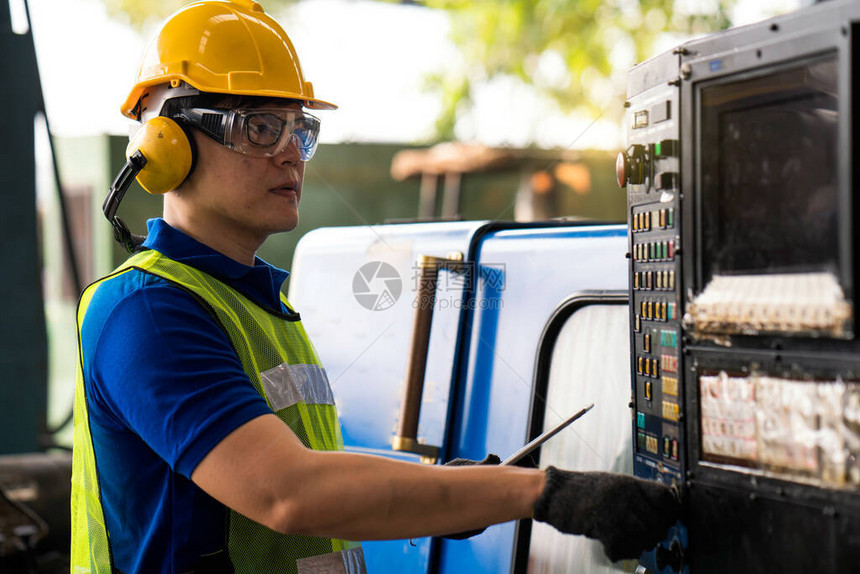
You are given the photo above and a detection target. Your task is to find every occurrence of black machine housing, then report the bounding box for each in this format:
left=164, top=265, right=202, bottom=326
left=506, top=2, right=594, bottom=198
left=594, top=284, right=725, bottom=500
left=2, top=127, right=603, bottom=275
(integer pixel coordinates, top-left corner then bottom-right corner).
left=621, top=1, right=860, bottom=572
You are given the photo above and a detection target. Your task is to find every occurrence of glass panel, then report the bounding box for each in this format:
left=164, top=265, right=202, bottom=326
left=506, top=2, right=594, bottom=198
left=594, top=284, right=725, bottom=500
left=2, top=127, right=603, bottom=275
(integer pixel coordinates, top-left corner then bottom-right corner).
left=699, top=54, right=839, bottom=283
left=528, top=303, right=634, bottom=573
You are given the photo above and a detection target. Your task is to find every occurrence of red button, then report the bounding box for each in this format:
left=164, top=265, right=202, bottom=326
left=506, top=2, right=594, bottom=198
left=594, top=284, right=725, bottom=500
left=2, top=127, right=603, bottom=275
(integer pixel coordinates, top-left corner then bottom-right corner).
left=616, top=152, right=627, bottom=188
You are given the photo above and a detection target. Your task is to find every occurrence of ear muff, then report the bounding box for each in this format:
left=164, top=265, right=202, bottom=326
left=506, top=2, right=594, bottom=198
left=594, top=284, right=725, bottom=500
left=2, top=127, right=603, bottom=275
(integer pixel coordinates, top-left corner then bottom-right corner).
left=126, top=116, right=196, bottom=195
left=102, top=116, right=197, bottom=253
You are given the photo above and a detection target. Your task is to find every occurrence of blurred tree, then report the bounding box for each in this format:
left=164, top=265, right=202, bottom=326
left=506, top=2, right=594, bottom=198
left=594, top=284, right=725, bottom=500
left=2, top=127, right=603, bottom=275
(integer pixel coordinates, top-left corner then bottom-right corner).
left=102, top=0, right=737, bottom=140
left=420, top=0, right=737, bottom=139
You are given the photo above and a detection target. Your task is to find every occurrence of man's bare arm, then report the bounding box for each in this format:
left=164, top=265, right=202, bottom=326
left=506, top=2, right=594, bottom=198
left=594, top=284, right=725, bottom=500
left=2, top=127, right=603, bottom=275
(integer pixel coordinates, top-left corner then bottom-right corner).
left=191, top=413, right=546, bottom=541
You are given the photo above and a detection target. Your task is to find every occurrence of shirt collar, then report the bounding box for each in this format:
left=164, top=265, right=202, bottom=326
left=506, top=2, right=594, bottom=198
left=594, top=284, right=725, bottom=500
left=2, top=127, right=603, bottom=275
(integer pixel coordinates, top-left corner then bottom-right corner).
left=141, top=218, right=290, bottom=309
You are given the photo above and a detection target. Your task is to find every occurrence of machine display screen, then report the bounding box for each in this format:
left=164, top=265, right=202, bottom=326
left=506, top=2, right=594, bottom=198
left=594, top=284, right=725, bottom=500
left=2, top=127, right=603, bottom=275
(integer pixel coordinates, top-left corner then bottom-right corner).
left=698, top=55, right=839, bottom=286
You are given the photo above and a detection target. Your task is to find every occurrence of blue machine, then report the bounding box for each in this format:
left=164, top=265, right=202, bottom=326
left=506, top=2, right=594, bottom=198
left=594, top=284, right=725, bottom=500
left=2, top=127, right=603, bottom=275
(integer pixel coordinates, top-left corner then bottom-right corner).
left=289, top=220, right=631, bottom=573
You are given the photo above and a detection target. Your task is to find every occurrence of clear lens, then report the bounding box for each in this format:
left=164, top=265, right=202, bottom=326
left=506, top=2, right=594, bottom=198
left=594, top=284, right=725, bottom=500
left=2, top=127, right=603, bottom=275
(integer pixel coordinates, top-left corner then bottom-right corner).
left=179, top=107, right=321, bottom=161
left=246, top=113, right=285, bottom=146
left=238, top=109, right=320, bottom=161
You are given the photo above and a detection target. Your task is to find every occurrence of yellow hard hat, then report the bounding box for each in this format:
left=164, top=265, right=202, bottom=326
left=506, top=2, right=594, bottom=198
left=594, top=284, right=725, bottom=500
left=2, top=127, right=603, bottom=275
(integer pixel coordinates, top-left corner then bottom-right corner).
left=121, top=0, right=336, bottom=120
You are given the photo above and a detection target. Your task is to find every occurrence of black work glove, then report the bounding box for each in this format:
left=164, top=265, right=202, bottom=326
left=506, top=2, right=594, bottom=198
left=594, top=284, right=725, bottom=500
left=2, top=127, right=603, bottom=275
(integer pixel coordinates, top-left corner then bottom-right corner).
left=533, top=467, right=681, bottom=562
left=440, top=453, right=501, bottom=540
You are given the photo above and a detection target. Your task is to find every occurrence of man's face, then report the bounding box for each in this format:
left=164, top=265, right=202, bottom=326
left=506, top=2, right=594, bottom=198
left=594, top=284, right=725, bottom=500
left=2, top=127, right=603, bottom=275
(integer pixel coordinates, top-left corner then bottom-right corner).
left=182, top=100, right=308, bottom=246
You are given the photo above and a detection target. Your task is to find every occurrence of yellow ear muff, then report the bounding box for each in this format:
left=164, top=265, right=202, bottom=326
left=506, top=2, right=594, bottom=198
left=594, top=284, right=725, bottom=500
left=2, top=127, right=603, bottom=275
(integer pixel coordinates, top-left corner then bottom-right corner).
left=126, top=116, right=194, bottom=195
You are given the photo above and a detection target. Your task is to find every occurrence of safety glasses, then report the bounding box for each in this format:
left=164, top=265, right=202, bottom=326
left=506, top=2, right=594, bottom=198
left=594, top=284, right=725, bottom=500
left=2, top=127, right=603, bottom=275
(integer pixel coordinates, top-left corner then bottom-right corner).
left=176, top=107, right=321, bottom=161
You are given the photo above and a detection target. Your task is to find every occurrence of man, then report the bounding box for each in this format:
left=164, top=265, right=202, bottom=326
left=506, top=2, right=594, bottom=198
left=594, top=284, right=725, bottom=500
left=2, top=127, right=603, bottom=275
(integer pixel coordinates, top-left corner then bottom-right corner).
left=71, top=1, right=680, bottom=572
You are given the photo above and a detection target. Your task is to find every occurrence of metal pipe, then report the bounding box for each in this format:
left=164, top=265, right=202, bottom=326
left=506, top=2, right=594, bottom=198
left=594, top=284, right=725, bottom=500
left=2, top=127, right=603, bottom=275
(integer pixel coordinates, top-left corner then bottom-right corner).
left=392, top=253, right=464, bottom=463
left=396, top=255, right=439, bottom=442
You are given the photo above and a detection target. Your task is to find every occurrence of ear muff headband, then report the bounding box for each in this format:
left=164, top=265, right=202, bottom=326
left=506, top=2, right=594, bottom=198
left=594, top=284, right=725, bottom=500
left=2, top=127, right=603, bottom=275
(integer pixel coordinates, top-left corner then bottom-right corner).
left=103, top=116, right=197, bottom=253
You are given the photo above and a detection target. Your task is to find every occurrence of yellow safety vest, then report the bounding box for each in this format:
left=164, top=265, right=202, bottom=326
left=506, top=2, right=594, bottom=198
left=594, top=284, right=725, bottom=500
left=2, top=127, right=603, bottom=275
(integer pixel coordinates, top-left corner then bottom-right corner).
left=71, top=249, right=366, bottom=574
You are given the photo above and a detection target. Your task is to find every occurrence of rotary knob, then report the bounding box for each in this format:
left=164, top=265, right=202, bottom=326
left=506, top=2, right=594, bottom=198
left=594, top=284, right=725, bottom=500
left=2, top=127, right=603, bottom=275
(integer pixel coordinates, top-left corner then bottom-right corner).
left=616, top=144, right=648, bottom=188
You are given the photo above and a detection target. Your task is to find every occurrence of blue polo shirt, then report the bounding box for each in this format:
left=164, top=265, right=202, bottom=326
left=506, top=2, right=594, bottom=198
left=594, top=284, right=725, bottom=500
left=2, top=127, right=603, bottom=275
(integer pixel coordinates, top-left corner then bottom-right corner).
left=80, top=218, right=284, bottom=573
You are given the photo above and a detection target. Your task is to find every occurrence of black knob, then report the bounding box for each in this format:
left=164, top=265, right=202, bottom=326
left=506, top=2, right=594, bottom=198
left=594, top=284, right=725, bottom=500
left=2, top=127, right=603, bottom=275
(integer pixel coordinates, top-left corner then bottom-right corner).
left=617, top=144, right=648, bottom=187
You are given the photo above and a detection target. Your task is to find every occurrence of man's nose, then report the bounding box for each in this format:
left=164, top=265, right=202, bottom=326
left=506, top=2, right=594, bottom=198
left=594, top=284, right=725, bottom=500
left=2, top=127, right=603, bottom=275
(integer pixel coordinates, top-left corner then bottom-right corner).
left=274, top=133, right=302, bottom=165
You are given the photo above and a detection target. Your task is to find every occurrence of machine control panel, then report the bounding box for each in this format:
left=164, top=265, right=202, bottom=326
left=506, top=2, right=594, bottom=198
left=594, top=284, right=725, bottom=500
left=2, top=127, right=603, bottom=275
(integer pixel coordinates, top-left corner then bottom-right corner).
left=621, top=83, right=683, bottom=487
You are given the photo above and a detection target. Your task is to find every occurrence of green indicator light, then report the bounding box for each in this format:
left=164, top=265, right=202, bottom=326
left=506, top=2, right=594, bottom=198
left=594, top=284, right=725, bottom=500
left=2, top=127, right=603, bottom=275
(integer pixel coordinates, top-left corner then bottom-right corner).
left=668, top=209, right=674, bottom=227
left=655, top=142, right=662, bottom=157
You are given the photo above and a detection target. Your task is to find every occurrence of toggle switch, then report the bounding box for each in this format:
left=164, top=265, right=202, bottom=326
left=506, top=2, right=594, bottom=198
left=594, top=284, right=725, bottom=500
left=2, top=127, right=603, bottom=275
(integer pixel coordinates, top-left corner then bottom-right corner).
left=655, top=172, right=678, bottom=190
left=653, top=139, right=679, bottom=159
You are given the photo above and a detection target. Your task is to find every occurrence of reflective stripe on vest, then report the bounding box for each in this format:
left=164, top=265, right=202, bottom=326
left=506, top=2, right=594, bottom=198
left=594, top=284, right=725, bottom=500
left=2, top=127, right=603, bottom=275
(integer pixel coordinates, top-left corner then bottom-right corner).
left=71, top=250, right=365, bottom=574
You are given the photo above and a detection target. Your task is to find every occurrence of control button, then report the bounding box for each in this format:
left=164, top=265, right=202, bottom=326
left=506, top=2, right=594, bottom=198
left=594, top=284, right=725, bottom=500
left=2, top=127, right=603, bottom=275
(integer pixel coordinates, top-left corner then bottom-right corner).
left=659, top=209, right=666, bottom=228
left=661, top=354, right=678, bottom=373
left=645, top=381, right=652, bottom=400
left=616, top=152, right=626, bottom=188
left=663, top=375, right=679, bottom=396
left=667, top=208, right=674, bottom=227
left=667, top=302, right=675, bottom=320
left=654, top=139, right=678, bottom=158
left=669, top=271, right=675, bottom=289
left=637, top=432, right=647, bottom=451
left=633, top=272, right=639, bottom=290
left=656, top=171, right=679, bottom=190
left=637, top=356, right=643, bottom=375
left=634, top=314, right=641, bottom=332
left=637, top=412, right=645, bottom=429
left=668, top=240, right=675, bottom=259
left=644, top=333, right=651, bottom=353
left=645, top=211, right=651, bottom=230
left=652, top=102, right=671, bottom=125
left=662, top=401, right=680, bottom=422
left=672, top=440, right=679, bottom=460
left=646, top=435, right=659, bottom=454
left=660, top=330, right=678, bottom=348
left=663, top=436, right=671, bottom=456
left=651, top=358, right=659, bottom=377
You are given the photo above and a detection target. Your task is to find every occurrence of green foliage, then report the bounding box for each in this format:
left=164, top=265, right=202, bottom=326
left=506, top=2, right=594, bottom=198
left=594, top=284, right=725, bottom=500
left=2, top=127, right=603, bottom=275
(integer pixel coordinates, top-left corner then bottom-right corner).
left=422, top=0, right=737, bottom=139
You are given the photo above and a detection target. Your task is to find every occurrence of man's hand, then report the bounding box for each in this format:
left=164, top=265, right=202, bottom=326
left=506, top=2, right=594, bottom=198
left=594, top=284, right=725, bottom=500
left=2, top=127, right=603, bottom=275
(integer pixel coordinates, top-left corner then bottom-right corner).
left=533, top=467, right=681, bottom=562
left=440, top=454, right=501, bottom=539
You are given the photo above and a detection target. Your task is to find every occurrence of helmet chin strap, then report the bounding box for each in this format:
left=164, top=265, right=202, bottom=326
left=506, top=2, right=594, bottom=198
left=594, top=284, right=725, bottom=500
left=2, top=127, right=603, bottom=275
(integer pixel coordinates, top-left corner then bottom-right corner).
left=104, top=150, right=148, bottom=254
